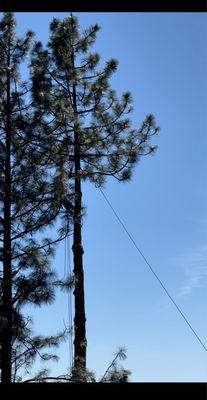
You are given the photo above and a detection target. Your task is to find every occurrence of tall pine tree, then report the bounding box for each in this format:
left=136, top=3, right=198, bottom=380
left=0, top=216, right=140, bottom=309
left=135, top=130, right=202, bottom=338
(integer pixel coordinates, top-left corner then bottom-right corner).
left=31, top=14, right=159, bottom=379
left=0, top=12, right=74, bottom=383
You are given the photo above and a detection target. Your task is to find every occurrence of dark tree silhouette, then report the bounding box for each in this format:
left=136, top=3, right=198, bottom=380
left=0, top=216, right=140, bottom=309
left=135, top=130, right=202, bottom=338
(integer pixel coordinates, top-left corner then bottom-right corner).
left=31, top=14, right=159, bottom=379
left=0, top=12, right=74, bottom=383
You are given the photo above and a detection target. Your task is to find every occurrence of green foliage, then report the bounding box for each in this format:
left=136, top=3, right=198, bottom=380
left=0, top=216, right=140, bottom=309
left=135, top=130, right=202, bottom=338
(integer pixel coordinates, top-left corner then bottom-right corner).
left=11, top=316, right=67, bottom=382
left=21, top=347, right=130, bottom=383
left=31, top=14, right=159, bottom=188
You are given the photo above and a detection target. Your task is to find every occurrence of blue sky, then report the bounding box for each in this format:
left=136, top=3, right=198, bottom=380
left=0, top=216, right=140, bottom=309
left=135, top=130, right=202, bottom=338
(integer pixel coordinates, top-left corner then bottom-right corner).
left=12, top=12, right=207, bottom=381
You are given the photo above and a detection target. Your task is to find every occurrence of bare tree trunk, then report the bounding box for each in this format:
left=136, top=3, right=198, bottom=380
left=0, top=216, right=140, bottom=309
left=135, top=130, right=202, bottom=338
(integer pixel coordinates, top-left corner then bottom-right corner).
left=72, top=152, right=87, bottom=374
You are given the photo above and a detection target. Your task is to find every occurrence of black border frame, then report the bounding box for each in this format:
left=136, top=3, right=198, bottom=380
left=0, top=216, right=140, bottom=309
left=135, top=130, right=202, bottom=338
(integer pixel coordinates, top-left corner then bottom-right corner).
left=0, top=0, right=206, bottom=12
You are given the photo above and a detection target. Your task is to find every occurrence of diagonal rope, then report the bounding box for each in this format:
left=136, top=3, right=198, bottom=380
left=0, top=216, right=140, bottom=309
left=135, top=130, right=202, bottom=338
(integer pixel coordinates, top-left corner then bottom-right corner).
left=99, top=188, right=207, bottom=352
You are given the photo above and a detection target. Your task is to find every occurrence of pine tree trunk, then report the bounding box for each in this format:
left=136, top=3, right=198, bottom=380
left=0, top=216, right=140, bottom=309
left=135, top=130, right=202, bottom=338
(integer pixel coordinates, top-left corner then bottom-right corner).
left=1, top=40, right=12, bottom=383
left=71, top=45, right=87, bottom=377
left=72, top=152, right=87, bottom=375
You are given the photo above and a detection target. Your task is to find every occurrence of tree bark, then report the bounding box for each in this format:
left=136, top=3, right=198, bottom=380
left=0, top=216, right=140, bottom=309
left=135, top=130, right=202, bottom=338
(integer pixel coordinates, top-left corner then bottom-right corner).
left=71, top=40, right=87, bottom=377
left=72, top=149, right=87, bottom=374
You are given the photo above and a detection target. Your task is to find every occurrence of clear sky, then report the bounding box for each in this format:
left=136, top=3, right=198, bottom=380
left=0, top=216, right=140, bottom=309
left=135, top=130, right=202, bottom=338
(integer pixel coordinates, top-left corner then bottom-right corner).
left=12, top=12, right=207, bottom=382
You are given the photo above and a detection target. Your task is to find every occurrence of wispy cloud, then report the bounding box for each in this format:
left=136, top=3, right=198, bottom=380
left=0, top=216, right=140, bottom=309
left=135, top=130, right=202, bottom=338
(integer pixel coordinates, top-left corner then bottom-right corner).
left=176, top=244, right=207, bottom=298
left=153, top=244, right=207, bottom=314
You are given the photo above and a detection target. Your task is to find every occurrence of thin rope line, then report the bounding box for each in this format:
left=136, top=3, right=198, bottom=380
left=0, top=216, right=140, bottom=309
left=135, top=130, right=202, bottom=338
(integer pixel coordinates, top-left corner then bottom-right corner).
left=68, top=232, right=73, bottom=369
left=68, top=230, right=73, bottom=370
left=64, top=229, right=67, bottom=278
left=65, top=219, right=72, bottom=370
left=99, top=188, right=207, bottom=352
